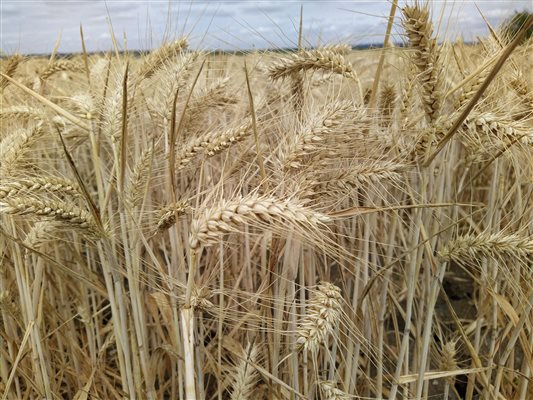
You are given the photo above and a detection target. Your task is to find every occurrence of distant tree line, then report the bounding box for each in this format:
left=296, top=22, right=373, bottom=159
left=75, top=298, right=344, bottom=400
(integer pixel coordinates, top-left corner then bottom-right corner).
left=500, top=10, right=533, bottom=44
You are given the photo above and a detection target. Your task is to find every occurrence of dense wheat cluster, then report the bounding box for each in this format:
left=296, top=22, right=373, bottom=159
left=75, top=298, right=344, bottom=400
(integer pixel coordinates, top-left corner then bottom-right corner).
left=1, top=2, right=532, bottom=399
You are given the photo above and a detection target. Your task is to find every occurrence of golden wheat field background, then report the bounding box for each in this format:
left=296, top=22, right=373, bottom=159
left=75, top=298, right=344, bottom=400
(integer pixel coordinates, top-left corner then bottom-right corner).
left=1, top=1, right=533, bottom=399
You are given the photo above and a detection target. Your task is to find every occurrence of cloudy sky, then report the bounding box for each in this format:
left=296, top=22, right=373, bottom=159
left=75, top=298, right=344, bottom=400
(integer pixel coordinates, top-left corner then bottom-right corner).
left=1, top=1, right=532, bottom=54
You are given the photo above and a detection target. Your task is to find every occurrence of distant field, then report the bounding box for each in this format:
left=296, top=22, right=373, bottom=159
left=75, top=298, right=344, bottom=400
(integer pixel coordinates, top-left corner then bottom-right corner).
left=1, top=4, right=532, bottom=400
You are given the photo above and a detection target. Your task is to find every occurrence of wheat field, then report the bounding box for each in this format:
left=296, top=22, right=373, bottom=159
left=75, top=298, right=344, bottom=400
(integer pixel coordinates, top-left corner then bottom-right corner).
left=1, top=2, right=533, bottom=399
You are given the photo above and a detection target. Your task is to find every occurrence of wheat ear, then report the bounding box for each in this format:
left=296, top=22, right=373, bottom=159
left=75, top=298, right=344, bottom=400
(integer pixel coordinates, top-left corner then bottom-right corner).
left=175, top=132, right=212, bottom=170
left=150, top=52, right=198, bottom=121
left=156, top=201, right=191, bottom=232
left=268, top=49, right=360, bottom=84
left=320, top=380, right=351, bottom=400
left=204, top=119, right=253, bottom=157
left=321, top=43, right=353, bottom=55
left=0, top=53, right=23, bottom=90
left=378, top=83, right=396, bottom=124
left=0, top=290, right=21, bottom=324
left=126, top=148, right=154, bottom=208
left=306, top=160, right=408, bottom=193
left=176, top=119, right=251, bottom=170
left=136, top=38, right=188, bottom=82
left=189, top=195, right=331, bottom=249
left=40, top=59, right=83, bottom=80
left=399, top=74, right=416, bottom=122
left=66, top=93, right=95, bottom=120
left=467, top=112, right=533, bottom=145
left=402, top=3, right=443, bottom=122
left=0, top=177, right=80, bottom=199
left=509, top=71, right=533, bottom=118
left=188, top=77, right=236, bottom=111
left=0, top=197, right=102, bottom=237
left=439, top=339, right=459, bottom=374
left=455, top=66, right=490, bottom=110
left=0, top=123, right=44, bottom=175
left=101, top=77, right=125, bottom=143
left=296, top=282, right=342, bottom=353
left=181, top=76, right=237, bottom=130
left=23, top=221, right=60, bottom=249
left=230, top=343, right=259, bottom=400
left=439, top=232, right=533, bottom=263
left=0, top=106, right=47, bottom=121
left=284, top=100, right=353, bottom=169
